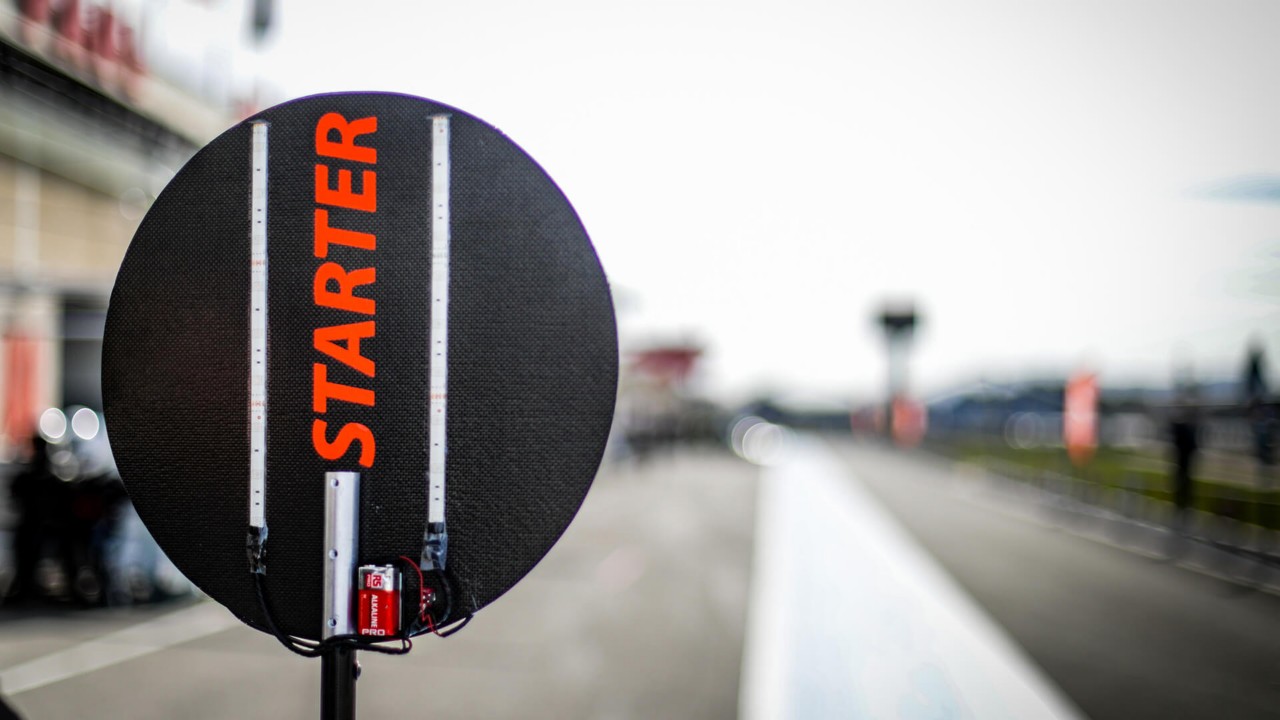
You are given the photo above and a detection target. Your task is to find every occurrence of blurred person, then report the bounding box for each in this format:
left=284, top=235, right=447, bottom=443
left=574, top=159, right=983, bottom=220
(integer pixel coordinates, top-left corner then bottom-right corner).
left=1169, top=375, right=1200, bottom=532
left=1243, top=339, right=1275, bottom=483
left=65, top=466, right=127, bottom=605
left=7, top=430, right=128, bottom=606
left=1245, top=338, right=1269, bottom=402
left=104, top=501, right=160, bottom=604
left=7, top=434, right=59, bottom=603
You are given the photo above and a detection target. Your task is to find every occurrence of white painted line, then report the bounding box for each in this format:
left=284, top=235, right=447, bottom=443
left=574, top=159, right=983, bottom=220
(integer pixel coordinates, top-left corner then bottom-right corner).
left=739, top=457, right=790, bottom=720
left=0, top=602, right=241, bottom=695
left=740, top=437, right=1084, bottom=720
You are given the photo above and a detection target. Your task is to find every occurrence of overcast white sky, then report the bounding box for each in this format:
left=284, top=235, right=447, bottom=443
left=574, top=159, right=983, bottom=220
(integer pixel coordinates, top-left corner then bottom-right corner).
left=259, top=0, right=1279, bottom=403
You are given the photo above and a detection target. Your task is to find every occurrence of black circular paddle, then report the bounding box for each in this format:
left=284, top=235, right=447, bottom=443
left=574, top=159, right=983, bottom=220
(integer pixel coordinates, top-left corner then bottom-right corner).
left=102, top=92, right=617, bottom=642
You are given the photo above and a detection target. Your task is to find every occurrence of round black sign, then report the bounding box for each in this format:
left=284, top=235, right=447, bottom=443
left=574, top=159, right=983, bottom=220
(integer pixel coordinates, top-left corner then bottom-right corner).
left=102, top=92, right=617, bottom=641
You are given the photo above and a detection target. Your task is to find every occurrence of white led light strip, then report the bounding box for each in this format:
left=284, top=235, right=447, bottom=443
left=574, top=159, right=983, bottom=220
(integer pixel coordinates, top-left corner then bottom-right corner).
left=428, top=115, right=450, bottom=527
left=249, top=121, right=269, bottom=530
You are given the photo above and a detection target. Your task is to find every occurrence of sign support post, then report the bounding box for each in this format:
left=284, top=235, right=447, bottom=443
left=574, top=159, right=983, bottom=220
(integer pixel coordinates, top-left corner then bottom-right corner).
left=321, top=645, right=357, bottom=720
left=321, top=472, right=360, bottom=718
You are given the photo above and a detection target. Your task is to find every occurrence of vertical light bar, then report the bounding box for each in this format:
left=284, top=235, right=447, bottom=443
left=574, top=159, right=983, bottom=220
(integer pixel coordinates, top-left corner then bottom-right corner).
left=420, top=115, right=450, bottom=572
left=428, top=115, right=450, bottom=527
left=323, top=471, right=360, bottom=639
left=249, top=121, right=269, bottom=531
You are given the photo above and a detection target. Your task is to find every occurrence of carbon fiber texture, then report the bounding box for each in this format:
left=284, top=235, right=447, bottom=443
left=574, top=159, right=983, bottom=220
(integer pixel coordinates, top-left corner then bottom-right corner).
left=101, top=93, right=617, bottom=640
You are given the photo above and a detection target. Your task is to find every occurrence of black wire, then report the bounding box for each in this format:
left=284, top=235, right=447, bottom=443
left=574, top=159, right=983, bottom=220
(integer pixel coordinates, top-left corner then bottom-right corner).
left=425, top=567, right=473, bottom=637
left=434, top=613, right=473, bottom=637
left=395, top=561, right=475, bottom=639
left=253, top=570, right=415, bottom=657
left=433, top=567, right=454, bottom=626
left=253, top=573, right=324, bottom=658
left=249, top=540, right=473, bottom=655
left=323, top=634, right=413, bottom=656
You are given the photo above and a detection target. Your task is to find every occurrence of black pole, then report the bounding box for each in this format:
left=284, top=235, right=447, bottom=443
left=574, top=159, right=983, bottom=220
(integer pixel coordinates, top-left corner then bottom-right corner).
left=321, top=645, right=357, bottom=720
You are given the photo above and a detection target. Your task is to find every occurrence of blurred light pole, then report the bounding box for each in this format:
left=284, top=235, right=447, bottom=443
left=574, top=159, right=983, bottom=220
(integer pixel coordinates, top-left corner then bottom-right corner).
left=877, top=301, right=918, bottom=441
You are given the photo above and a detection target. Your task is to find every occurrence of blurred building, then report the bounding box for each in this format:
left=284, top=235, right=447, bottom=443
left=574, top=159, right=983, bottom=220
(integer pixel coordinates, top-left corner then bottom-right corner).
left=0, top=0, right=270, bottom=458
left=615, top=344, right=724, bottom=456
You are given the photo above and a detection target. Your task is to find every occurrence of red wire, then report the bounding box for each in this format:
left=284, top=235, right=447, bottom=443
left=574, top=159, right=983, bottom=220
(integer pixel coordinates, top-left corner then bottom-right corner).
left=398, top=555, right=429, bottom=621
left=397, top=555, right=449, bottom=637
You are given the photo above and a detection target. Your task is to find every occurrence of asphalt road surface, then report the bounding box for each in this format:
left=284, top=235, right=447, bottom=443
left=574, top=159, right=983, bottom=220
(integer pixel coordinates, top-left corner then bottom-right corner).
left=828, top=438, right=1280, bottom=720
left=0, top=448, right=756, bottom=720
left=4, top=440, right=1278, bottom=719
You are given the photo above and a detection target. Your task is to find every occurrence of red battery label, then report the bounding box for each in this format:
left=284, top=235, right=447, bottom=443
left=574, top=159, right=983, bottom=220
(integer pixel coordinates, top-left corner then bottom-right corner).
left=357, top=565, right=401, bottom=637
